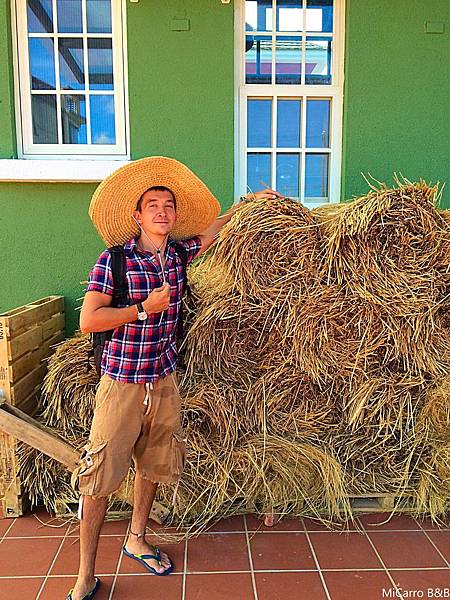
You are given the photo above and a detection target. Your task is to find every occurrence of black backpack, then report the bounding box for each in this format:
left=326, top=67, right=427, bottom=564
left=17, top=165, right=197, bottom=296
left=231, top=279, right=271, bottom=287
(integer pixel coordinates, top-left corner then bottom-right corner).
left=87, top=243, right=190, bottom=377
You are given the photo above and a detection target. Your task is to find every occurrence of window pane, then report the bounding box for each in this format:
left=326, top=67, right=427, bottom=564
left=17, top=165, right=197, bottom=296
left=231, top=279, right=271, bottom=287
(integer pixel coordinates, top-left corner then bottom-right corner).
left=306, top=99, right=330, bottom=147
left=61, top=95, right=87, bottom=143
left=246, top=36, right=272, bottom=84
left=27, top=0, right=53, bottom=33
left=277, top=99, right=301, bottom=147
left=247, top=99, right=272, bottom=148
left=306, top=0, right=333, bottom=33
left=29, top=38, right=56, bottom=90
left=59, top=38, right=85, bottom=89
left=88, top=39, right=114, bottom=90
left=305, top=153, right=329, bottom=198
left=245, top=0, right=272, bottom=32
left=276, top=36, right=301, bottom=84
left=31, top=94, right=58, bottom=143
left=90, top=95, right=116, bottom=144
left=87, top=0, right=112, bottom=33
left=276, top=153, right=300, bottom=197
left=247, top=153, right=271, bottom=193
left=56, top=0, right=82, bottom=33
left=306, top=37, right=332, bottom=84
left=277, top=0, right=302, bottom=32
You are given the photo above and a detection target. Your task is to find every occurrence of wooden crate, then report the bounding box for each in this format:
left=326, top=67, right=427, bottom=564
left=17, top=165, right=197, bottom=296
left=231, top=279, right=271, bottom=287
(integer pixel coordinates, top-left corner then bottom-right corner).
left=0, top=296, right=65, bottom=518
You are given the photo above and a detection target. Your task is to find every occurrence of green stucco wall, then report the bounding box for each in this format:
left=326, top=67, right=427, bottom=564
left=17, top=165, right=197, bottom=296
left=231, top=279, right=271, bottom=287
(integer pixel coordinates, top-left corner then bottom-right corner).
left=343, top=0, right=449, bottom=201
left=0, top=0, right=448, bottom=334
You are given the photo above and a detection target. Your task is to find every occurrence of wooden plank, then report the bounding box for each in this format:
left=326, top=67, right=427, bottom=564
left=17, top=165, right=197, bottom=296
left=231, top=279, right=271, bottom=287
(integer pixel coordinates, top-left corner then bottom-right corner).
left=42, top=313, right=65, bottom=341
left=10, top=364, right=47, bottom=406
left=8, top=347, right=43, bottom=384
left=0, top=405, right=79, bottom=471
left=0, top=297, right=64, bottom=339
left=15, top=385, right=41, bottom=414
left=8, top=326, right=43, bottom=361
left=41, top=331, right=65, bottom=358
left=0, top=493, right=28, bottom=519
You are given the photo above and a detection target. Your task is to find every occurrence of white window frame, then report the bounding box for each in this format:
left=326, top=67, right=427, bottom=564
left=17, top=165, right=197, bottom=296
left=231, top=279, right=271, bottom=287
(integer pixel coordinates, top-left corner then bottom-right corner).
left=11, top=0, right=130, bottom=161
left=234, top=0, right=345, bottom=207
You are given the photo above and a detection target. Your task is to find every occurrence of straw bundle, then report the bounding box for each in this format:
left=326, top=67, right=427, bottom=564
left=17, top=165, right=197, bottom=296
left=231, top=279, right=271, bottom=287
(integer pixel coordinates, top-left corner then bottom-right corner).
left=19, top=180, right=450, bottom=529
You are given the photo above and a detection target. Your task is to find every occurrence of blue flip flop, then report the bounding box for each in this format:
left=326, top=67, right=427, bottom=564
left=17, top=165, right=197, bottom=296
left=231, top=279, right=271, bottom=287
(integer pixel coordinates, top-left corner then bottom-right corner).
left=66, top=576, right=101, bottom=600
left=122, top=545, right=174, bottom=576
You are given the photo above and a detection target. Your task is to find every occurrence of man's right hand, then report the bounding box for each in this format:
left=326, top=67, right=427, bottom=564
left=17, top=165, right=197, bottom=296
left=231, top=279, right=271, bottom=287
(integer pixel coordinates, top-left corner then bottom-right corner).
left=143, top=282, right=171, bottom=314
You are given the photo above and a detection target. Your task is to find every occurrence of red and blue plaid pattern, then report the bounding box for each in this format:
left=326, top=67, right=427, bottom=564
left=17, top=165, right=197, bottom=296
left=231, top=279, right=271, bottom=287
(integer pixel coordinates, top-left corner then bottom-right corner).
left=86, top=236, right=202, bottom=383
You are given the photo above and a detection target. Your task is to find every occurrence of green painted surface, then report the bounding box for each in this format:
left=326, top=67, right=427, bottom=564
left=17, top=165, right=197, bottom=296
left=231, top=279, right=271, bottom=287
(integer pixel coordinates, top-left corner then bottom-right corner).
left=0, top=0, right=449, bottom=335
left=0, top=0, right=17, bottom=157
left=342, top=0, right=450, bottom=205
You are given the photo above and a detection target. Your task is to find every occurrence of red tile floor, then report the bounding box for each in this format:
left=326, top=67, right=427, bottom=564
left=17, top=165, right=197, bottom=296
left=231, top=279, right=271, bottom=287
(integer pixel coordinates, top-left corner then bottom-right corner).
left=0, top=509, right=449, bottom=599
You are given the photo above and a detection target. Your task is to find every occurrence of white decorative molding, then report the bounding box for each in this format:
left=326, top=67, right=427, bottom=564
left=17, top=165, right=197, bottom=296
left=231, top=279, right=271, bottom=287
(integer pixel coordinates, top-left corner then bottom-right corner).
left=0, top=159, right=130, bottom=182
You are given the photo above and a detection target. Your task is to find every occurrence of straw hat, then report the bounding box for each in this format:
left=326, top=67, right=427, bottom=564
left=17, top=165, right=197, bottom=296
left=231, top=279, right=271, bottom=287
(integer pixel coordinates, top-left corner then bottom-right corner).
left=89, top=156, right=221, bottom=246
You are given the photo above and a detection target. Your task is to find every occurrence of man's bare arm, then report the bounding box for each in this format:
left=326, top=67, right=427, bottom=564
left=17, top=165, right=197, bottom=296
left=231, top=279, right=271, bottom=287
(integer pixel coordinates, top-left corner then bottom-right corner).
left=80, top=284, right=171, bottom=333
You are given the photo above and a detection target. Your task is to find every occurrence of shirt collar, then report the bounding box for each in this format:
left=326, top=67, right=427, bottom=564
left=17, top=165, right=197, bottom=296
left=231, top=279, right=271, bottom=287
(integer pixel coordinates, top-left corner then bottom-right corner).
left=125, top=237, right=176, bottom=257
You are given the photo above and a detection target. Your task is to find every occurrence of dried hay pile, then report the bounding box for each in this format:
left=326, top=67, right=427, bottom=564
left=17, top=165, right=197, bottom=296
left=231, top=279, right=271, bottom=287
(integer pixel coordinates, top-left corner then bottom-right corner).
left=19, top=177, right=450, bottom=528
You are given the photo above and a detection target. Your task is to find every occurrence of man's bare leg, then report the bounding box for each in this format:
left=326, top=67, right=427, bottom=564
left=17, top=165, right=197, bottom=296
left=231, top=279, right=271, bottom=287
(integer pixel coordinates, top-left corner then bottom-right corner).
left=70, top=495, right=107, bottom=600
left=124, top=474, right=172, bottom=573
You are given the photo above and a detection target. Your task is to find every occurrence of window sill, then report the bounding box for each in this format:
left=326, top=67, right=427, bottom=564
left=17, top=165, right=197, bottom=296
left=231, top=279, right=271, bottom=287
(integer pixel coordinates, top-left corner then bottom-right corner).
left=0, top=159, right=130, bottom=182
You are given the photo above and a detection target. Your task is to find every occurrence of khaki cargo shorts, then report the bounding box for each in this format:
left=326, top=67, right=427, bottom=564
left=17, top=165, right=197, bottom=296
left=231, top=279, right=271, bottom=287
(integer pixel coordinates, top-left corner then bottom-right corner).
left=75, top=372, right=186, bottom=498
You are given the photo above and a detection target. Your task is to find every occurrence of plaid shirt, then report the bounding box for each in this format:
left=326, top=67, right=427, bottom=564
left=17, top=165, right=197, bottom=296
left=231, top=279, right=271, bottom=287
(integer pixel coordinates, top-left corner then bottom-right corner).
left=86, top=236, right=202, bottom=383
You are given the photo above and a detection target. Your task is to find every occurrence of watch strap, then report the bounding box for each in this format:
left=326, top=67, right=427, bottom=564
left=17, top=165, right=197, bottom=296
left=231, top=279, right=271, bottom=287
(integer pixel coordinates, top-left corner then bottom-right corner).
left=137, top=302, right=144, bottom=314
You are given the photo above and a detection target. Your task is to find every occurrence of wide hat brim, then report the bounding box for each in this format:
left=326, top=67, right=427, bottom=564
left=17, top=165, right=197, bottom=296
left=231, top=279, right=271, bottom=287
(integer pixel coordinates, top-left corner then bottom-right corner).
left=89, top=156, right=221, bottom=246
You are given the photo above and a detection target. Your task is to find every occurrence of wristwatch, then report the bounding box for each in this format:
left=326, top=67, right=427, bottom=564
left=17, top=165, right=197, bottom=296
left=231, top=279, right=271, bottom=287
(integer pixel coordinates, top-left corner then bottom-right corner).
left=136, top=302, right=148, bottom=321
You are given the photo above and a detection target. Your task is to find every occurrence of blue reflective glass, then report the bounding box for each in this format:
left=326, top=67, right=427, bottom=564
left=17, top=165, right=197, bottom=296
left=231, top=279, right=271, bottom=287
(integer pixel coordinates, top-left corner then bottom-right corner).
left=59, top=38, right=85, bottom=89
left=248, top=99, right=272, bottom=148
left=276, top=153, right=300, bottom=197
left=87, top=0, right=112, bottom=33
left=276, top=36, right=301, bottom=84
left=88, top=39, right=114, bottom=90
left=29, top=38, right=56, bottom=90
left=27, top=0, right=53, bottom=33
left=246, top=36, right=272, bottom=84
left=306, top=0, right=333, bottom=33
left=31, top=94, right=58, bottom=143
left=62, top=95, right=87, bottom=143
left=247, top=153, right=271, bottom=194
left=245, top=0, right=272, bottom=32
left=305, top=37, right=332, bottom=84
left=277, top=0, right=302, bottom=32
left=90, top=95, right=116, bottom=144
left=277, top=99, right=301, bottom=147
left=305, top=153, right=329, bottom=198
left=57, top=0, right=82, bottom=33
left=306, top=99, right=330, bottom=147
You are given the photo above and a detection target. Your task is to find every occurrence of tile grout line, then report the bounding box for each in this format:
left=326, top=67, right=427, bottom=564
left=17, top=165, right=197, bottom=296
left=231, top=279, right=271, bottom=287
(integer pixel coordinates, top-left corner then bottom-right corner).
left=244, top=515, right=259, bottom=600
left=0, top=518, right=16, bottom=545
left=35, top=521, right=71, bottom=599
left=361, top=522, right=402, bottom=594
left=301, top=518, right=332, bottom=600
left=108, top=520, right=130, bottom=599
left=181, top=533, right=188, bottom=600
left=0, top=565, right=448, bottom=581
left=416, top=523, right=450, bottom=569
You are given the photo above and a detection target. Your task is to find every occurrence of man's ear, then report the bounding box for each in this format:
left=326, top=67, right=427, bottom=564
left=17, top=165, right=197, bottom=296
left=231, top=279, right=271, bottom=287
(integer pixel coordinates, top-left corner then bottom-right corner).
left=132, top=210, right=141, bottom=222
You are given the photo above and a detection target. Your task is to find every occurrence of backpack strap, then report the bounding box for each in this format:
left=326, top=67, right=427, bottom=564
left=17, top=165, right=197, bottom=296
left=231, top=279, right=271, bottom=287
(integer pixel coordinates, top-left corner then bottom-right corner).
left=109, top=245, right=128, bottom=307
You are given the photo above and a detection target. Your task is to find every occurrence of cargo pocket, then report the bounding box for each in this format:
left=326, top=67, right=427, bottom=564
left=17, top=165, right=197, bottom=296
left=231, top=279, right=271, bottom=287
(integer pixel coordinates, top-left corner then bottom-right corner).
left=170, top=430, right=186, bottom=479
left=72, top=440, right=108, bottom=495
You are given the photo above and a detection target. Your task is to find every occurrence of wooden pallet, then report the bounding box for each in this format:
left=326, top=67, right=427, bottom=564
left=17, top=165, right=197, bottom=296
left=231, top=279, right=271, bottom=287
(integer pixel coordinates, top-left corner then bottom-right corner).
left=346, top=493, right=415, bottom=513
left=0, top=296, right=65, bottom=518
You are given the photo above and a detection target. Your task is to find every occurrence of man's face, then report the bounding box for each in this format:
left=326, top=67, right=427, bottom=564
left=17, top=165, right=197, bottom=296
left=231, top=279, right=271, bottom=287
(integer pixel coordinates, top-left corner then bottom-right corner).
left=133, top=189, right=177, bottom=238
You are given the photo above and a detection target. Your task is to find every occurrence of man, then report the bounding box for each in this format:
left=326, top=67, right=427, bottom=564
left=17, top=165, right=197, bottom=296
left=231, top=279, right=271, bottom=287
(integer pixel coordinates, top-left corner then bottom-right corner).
left=69, top=156, right=280, bottom=600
